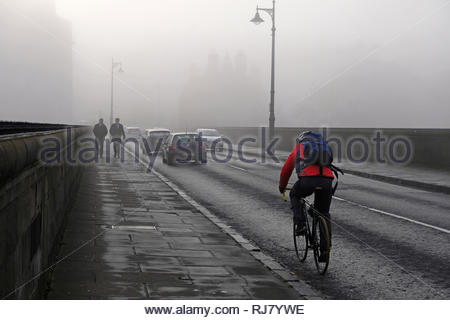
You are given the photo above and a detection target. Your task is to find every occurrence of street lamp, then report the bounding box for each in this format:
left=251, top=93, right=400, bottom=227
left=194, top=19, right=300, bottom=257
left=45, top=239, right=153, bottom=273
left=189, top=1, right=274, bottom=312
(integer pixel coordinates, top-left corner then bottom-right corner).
left=251, top=1, right=276, bottom=140
left=110, top=58, right=124, bottom=126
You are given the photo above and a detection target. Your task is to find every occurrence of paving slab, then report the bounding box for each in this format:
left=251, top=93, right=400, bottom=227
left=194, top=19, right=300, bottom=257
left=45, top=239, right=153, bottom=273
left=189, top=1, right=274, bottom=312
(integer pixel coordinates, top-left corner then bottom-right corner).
left=47, top=155, right=311, bottom=300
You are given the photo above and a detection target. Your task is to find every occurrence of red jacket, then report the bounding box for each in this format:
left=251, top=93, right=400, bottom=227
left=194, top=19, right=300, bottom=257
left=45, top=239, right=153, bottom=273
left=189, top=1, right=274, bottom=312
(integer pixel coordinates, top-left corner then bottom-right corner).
left=279, top=144, right=334, bottom=189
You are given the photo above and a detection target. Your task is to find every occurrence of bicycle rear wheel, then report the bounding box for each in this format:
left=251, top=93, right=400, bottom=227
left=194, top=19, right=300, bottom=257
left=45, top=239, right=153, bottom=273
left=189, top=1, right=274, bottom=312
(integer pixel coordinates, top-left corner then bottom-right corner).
left=312, top=216, right=330, bottom=275
left=293, top=224, right=308, bottom=262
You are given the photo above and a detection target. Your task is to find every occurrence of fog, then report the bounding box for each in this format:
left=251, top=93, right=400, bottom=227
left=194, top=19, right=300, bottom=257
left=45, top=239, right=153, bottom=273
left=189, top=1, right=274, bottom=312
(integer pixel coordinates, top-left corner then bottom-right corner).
left=1, top=0, right=449, bottom=128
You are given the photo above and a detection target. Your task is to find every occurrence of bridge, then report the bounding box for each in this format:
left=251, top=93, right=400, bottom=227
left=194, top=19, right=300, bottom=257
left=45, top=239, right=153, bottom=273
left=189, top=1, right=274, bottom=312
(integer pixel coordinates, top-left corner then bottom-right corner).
left=1, top=123, right=449, bottom=299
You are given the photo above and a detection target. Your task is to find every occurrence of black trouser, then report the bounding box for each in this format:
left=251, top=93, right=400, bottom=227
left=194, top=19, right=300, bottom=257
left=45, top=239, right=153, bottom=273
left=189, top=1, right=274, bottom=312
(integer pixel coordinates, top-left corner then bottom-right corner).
left=112, top=138, right=122, bottom=158
left=95, top=137, right=105, bottom=157
left=290, top=176, right=333, bottom=249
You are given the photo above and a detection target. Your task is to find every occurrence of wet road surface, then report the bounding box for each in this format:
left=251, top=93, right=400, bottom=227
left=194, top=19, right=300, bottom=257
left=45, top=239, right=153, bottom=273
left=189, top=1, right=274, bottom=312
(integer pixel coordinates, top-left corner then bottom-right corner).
left=150, top=151, right=450, bottom=299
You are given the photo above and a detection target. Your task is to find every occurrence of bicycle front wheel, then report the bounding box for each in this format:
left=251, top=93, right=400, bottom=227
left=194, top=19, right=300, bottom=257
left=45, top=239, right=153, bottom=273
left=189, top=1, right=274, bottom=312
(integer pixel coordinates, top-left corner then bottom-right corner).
left=293, top=224, right=308, bottom=262
left=312, top=216, right=330, bottom=275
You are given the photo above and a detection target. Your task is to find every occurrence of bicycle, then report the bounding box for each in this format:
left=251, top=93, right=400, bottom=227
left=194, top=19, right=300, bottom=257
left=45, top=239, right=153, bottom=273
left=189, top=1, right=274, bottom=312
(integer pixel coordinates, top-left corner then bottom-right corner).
left=282, top=187, right=331, bottom=275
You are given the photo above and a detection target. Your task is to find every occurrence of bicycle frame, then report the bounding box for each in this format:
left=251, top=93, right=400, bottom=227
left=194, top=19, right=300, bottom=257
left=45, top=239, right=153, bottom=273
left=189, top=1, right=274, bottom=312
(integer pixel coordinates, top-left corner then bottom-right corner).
left=283, top=188, right=328, bottom=222
left=283, top=187, right=331, bottom=275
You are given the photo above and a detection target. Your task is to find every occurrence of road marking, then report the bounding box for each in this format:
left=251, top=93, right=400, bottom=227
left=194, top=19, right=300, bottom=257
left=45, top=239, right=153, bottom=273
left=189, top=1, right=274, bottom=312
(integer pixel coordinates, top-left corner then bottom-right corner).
left=333, top=196, right=450, bottom=234
left=227, top=164, right=248, bottom=172
left=127, top=147, right=447, bottom=297
left=225, top=154, right=449, bottom=235
left=111, top=225, right=157, bottom=230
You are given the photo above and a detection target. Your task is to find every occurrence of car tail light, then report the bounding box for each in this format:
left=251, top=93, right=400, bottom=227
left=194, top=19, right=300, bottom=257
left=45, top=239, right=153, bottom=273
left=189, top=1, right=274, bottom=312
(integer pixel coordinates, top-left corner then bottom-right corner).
left=169, top=146, right=176, bottom=151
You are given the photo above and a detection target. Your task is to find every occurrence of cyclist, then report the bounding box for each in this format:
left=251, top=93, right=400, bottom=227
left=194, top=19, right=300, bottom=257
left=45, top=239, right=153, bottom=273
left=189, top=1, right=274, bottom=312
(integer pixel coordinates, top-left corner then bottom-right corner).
left=278, top=131, right=336, bottom=262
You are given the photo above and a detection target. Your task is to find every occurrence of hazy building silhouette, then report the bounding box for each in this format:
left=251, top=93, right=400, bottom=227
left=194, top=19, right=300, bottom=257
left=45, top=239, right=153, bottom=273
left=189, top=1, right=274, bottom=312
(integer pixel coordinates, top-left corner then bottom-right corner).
left=177, top=52, right=266, bottom=129
left=0, top=0, right=72, bottom=123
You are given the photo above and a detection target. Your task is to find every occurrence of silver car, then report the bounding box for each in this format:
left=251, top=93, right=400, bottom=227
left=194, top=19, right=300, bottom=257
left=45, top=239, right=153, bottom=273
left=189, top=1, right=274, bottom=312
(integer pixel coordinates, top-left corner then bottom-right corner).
left=142, top=128, right=171, bottom=153
left=195, top=128, right=223, bottom=152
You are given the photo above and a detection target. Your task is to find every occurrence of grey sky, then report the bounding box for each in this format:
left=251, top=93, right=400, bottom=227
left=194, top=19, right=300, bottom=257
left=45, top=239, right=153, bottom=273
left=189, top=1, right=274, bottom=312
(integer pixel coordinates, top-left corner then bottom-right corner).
left=2, top=0, right=449, bottom=128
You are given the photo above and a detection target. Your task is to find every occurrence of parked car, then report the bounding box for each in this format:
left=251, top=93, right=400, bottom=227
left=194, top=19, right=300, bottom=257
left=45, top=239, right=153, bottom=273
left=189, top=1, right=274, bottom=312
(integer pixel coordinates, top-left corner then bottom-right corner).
left=142, top=128, right=171, bottom=154
left=162, top=132, right=207, bottom=165
left=195, top=128, right=223, bottom=152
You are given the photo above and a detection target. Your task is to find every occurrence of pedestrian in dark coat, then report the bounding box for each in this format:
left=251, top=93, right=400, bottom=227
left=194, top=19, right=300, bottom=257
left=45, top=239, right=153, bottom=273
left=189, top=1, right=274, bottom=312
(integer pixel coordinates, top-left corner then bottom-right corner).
left=93, top=118, right=108, bottom=158
left=109, top=118, right=126, bottom=158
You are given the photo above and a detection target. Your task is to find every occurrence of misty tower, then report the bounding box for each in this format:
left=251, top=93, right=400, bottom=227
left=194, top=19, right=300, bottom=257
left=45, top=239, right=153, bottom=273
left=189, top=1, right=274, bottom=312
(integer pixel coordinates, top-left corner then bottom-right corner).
left=0, top=0, right=72, bottom=123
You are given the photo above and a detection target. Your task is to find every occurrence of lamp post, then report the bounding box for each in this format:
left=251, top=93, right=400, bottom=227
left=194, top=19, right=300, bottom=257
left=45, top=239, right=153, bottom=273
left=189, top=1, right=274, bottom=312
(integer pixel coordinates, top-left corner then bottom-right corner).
left=110, top=58, right=124, bottom=126
left=251, top=0, right=276, bottom=140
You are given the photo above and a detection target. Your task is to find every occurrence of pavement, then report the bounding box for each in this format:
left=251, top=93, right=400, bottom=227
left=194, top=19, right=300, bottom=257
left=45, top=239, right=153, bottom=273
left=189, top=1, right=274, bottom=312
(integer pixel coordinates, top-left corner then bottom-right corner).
left=230, top=146, right=450, bottom=195
left=46, top=153, right=315, bottom=299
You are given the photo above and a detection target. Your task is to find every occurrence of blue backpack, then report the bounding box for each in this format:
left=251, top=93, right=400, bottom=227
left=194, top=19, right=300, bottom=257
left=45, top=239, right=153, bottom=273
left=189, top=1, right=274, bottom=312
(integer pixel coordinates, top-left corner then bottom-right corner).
left=295, top=131, right=333, bottom=175
left=295, top=131, right=344, bottom=194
